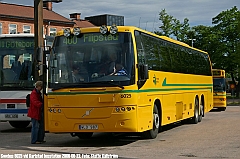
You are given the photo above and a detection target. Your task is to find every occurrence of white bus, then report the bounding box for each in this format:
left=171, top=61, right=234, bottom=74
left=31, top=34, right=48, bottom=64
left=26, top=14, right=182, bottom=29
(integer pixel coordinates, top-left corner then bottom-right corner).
left=0, top=34, right=53, bottom=128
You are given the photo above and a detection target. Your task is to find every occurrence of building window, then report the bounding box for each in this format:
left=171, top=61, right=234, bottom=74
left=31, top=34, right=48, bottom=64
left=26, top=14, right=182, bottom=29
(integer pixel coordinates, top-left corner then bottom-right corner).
left=50, top=28, right=56, bottom=36
left=23, top=25, right=31, bottom=33
left=0, top=23, right=2, bottom=34
left=9, top=24, right=17, bottom=34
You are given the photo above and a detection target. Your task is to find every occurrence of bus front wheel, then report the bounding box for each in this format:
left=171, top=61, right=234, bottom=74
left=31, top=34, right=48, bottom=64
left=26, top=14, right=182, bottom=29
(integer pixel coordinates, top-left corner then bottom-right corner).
left=142, top=104, right=159, bottom=139
left=218, top=107, right=226, bottom=111
left=76, top=132, right=93, bottom=139
left=9, top=121, right=30, bottom=128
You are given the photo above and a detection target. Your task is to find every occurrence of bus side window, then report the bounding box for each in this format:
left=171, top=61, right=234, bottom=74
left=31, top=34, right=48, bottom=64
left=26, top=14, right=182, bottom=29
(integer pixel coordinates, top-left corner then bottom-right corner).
left=19, top=61, right=32, bottom=80
left=2, top=68, right=17, bottom=83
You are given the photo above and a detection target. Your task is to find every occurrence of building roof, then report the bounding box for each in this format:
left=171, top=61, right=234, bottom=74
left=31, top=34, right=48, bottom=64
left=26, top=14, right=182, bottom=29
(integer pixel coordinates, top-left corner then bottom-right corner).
left=0, top=2, right=74, bottom=25
left=73, top=20, right=95, bottom=28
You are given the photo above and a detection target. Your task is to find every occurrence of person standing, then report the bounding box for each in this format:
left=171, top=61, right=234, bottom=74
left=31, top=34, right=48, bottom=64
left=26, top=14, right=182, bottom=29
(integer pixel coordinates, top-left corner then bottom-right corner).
left=27, top=81, right=45, bottom=144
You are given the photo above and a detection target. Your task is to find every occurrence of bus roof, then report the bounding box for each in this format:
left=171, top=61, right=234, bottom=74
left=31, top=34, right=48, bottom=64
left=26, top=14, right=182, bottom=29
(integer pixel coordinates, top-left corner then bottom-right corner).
left=0, top=33, right=34, bottom=38
left=0, top=34, right=54, bottom=39
left=212, top=69, right=225, bottom=77
left=212, top=69, right=225, bottom=72
left=56, top=26, right=208, bottom=55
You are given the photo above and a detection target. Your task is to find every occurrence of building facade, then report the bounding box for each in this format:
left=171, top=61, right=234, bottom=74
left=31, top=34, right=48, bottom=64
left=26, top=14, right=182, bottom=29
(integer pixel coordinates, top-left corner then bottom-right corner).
left=0, top=2, right=95, bottom=35
left=0, top=2, right=95, bottom=70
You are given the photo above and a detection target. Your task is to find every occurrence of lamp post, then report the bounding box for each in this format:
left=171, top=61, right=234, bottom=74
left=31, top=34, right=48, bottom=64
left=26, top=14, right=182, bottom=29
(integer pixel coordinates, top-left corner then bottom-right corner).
left=34, top=0, right=43, bottom=81
left=43, top=0, right=62, bottom=2
left=189, top=38, right=196, bottom=47
left=34, top=0, right=62, bottom=80
left=145, top=21, right=148, bottom=30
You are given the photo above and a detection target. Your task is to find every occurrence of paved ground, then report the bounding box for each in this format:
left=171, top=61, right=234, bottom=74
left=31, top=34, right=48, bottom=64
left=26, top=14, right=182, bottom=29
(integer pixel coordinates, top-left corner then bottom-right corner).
left=227, top=98, right=240, bottom=105
left=1, top=106, right=240, bottom=159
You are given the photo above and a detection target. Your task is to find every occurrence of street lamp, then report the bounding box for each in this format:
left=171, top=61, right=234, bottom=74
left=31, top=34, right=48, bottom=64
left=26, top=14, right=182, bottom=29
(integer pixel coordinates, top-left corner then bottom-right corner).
left=34, top=0, right=63, bottom=80
left=43, top=0, right=62, bottom=2
left=189, top=38, right=196, bottom=47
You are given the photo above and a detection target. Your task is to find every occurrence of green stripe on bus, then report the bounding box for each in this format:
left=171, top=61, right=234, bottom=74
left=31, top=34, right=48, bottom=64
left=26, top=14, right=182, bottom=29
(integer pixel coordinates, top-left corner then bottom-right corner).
left=162, top=78, right=213, bottom=87
left=48, top=87, right=213, bottom=95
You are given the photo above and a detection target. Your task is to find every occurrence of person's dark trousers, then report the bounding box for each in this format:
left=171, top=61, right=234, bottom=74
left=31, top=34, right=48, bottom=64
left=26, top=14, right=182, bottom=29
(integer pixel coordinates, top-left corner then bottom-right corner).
left=37, top=112, right=45, bottom=142
left=31, top=118, right=39, bottom=144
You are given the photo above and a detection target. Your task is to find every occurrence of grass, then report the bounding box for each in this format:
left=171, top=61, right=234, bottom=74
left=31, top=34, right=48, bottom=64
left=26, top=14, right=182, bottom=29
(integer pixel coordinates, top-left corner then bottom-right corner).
left=226, top=93, right=240, bottom=99
left=227, top=102, right=240, bottom=106
left=227, top=95, right=240, bottom=105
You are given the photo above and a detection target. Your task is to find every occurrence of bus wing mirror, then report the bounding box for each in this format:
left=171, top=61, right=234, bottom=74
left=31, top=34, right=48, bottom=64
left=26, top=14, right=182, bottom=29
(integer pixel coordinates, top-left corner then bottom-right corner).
left=144, top=64, right=149, bottom=79
left=44, top=46, right=51, bottom=54
left=36, top=47, right=51, bottom=62
left=53, top=59, right=58, bottom=68
left=39, top=65, right=44, bottom=76
left=36, top=47, right=43, bottom=62
left=50, top=59, right=58, bottom=68
left=139, top=64, right=149, bottom=80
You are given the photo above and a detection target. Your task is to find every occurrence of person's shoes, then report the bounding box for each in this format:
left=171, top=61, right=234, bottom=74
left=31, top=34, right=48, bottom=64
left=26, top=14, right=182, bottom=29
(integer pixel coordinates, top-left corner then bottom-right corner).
left=32, top=141, right=42, bottom=144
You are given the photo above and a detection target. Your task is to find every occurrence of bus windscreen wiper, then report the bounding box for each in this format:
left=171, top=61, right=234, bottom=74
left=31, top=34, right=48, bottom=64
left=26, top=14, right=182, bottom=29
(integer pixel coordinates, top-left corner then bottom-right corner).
left=96, top=81, right=124, bottom=89
left=0, top=86, right=32, bottom=91
left=52, top=81, right=124, bottom=91
left=52, top=83, right=87, bottom=91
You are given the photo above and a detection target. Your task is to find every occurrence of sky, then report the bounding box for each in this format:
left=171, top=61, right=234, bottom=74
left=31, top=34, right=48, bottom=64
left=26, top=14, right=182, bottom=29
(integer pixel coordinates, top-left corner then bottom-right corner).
left=1, top=0, right=239, bottom=32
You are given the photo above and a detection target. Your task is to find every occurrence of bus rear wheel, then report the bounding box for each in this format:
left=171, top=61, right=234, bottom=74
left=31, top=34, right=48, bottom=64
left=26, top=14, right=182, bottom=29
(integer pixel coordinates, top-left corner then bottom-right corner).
left=9, top=121, right=30, bottom=128
left=142, top=104, right=159, bottom=139
left=189, top=98, right=199, bottom=124
left=76, top=132, right=93, bottom=139
left=198, top=99, right=204, bottom=122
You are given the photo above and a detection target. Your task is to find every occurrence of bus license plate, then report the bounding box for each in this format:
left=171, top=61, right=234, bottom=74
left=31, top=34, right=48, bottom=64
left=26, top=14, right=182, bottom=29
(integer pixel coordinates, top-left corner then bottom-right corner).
left=79, top=125, right=98, bottom=130
left=5, top=114, right=18, bottom=118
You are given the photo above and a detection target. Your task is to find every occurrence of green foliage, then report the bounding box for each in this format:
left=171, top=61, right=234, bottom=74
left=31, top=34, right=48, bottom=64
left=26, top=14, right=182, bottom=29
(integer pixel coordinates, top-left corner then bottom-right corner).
left=157, top=9, right=174, bottom=37
left=155, top=9, right=190, bottom=41
left=211, top=6, right=240, bottom=74
left=156, top=7, right=240, bottom=81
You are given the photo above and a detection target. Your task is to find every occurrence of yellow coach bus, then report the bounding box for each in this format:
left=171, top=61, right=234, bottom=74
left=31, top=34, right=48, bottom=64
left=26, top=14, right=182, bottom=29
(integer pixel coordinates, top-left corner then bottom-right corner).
left=212, top=69, right=227, bottom=111
left=43, top=25, right=213, bottom=139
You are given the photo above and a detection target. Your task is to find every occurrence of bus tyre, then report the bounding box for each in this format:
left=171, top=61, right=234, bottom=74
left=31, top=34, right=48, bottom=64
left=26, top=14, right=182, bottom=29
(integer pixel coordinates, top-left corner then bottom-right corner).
left=142, top=104, right=159, bottom=139
left=218, top=107, right=226, bottom=111
left=190, top=98, right=199, bottom=124
left=198, top=100, right=203, bottom=122
left=9, top=121, right=30, bottom=128
left=76, top=132, right=93, bottom=139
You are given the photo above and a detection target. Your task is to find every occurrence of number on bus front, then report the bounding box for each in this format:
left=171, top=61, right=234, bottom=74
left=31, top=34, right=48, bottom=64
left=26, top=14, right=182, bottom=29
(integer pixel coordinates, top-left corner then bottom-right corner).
left=120, top=94, right=131, bottom=98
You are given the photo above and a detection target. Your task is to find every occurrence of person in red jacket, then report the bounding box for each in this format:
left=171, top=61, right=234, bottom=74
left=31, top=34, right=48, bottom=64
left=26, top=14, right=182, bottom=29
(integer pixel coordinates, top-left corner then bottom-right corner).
left=27, top=81, right=45, bottom=144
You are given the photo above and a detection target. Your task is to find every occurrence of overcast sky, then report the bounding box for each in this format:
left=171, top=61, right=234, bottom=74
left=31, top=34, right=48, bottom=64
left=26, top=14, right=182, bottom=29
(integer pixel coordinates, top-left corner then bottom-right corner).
left=1, top=0, right=239, bottom=32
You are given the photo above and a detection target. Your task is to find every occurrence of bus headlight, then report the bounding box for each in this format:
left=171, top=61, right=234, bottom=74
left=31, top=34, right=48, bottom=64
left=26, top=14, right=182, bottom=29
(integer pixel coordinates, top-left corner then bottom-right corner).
left=110, top=24, right=118, bottom=34
left=63, top=28, right=71, bottom=37
left=73, top=27, right=81, bottom=36
left=121, top=107, right=125, bottom=111
left=100, top=25, right=108, bottom=34
left=115, top=107, right=120, bottom=112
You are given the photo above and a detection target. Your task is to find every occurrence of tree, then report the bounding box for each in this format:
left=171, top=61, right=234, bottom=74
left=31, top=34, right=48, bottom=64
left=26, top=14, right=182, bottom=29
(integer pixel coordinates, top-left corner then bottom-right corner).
left=155, top=9, right=190, bottom=41
left=211, top=6, right=240, bottom=96
left=156, top=9, right=174, bottom=36
left=156, top=7, right=240, bottom=96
